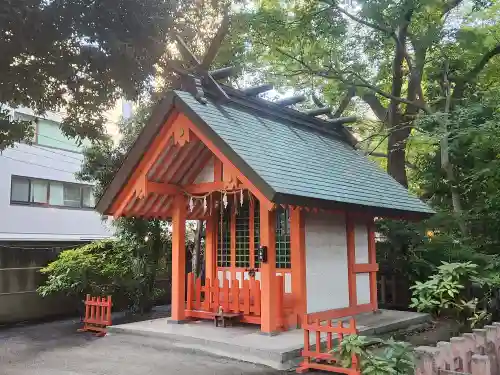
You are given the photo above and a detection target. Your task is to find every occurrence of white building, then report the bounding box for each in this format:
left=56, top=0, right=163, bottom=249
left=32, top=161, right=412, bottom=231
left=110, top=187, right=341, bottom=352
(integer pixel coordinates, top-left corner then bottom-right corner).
left=0, top=107, right=111, bottom=244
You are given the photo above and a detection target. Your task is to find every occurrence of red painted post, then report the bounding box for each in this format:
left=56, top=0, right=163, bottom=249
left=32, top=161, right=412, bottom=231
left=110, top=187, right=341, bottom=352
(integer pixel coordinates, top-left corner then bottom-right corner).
left=276, top=275, right=284, bottom=329
left=242, top=279, right=250, bottom=315
left=222, top=278, right=230, bottom=312
left=106, top=296, right=112, bottom=325
left=254, top=280, right=261, bottom=316
left=232, top=278, right=240, bottom=313
left=315, top=319, right=321, bottom=356
left=212, top=278, right=219, bottom=312
left=203, top=279, right=211, bottom=311
left=195, top=276, right=202, bottom=309
left=85, top=294, right=90, bottom=322
left=96, top=297, right=101, bottom=323
left=187, top=272, right=193, bottom=311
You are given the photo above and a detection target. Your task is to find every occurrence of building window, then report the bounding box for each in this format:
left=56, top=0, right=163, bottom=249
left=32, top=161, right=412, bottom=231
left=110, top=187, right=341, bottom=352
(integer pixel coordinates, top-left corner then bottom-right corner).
left=10, top=175, right=95, bottom=209
left=215, top=195, right=292, bottom=270
left=275, top=207, right=291, bottom=269
left=235, top=201, right=250, bottom=268
left=217, top=203, right=231, bottom=267
left=254, top=199, right=261, bottom=268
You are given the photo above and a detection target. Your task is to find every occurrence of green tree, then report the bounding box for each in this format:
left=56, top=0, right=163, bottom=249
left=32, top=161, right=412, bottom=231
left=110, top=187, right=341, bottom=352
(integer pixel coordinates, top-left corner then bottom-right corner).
left=231, top=0, right=500, bottom=190
left=0, top=0, right=233, bottom=150
left=77, top=105, right=172, bottom=312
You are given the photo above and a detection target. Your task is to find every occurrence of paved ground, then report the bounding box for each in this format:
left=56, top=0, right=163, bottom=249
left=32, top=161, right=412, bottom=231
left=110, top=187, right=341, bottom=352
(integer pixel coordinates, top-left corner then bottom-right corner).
left=0, top=319, right=285, bottom=375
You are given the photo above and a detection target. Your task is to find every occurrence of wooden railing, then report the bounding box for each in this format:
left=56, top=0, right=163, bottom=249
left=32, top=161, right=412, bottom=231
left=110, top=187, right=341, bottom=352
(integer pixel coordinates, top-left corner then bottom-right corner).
left=185, top=272, right=285, bottom=326
left=78, top=295, right=112, bottom=336
left=298, top=316, right=359, bottom=374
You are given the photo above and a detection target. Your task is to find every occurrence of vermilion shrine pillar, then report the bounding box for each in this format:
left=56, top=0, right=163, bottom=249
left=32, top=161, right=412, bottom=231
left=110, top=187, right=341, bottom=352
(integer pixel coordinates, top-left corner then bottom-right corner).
left=171, top=194, right=187, bottom=322
left=260, top=207, right=278, bottom=334
left=205, top=212, right=216, bottom=282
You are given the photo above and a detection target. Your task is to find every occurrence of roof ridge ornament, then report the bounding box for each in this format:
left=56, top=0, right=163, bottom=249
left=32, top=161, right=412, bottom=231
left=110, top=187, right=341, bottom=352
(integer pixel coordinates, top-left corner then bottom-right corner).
left=170, top=13, right=233, bottom=104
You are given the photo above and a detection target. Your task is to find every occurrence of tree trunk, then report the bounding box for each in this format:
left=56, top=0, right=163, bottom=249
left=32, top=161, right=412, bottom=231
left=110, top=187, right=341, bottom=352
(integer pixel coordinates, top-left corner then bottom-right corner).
left=441, top=63, right=466, bottom=235
left=387, top=125, right=411, bottom=187
left=191, top=220, right=203, bottom=277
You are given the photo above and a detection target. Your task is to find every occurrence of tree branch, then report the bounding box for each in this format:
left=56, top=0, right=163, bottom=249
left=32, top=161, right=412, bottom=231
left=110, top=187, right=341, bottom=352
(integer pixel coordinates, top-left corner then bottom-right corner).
left=361, top=93, right=387, bottom=122
left=325, top=2, right=414, bottom=70
left=333, top=87, right=355, bottom=118
left=442, top=0, right=465, bottom=15
left=327, top=3, right=393, bottom=36
left=452, top=44, right=500, bottom=99
left=271, top=46, right=427, bottom=116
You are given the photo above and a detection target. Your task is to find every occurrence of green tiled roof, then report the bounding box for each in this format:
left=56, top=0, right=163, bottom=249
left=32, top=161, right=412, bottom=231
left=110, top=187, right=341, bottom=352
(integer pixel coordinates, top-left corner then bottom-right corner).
left=175, top=90, right=433, bottom=215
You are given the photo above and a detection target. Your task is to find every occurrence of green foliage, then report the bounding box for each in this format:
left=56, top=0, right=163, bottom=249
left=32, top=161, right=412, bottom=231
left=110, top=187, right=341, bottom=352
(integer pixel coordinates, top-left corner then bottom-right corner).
left=409, top=261, right=497, bottom=328
left=409, top=261, right=476, bottom=315
left=335, top=334, right=414, bottom=375
left=0, top=0, right=232, bottom=150
left=38, top=238, right=170, bottom=312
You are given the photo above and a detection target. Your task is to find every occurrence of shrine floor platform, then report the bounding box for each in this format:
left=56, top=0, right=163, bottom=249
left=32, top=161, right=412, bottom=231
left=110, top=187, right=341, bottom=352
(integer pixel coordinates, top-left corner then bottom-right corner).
left=108, top=309, right=430, bottom=370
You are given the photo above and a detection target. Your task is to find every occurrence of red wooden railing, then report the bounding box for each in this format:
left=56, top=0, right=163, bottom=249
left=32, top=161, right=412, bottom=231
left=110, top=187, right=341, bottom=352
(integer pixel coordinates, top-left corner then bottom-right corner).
left=185, top=273, right=285, bottom=326
left=79, top=295, right=112, bottom=336
left=297, top=316, right=360, bottom=374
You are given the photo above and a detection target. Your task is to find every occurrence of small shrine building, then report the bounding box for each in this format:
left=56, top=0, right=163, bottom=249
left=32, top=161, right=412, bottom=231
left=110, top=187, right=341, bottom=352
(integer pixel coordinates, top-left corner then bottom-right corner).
left=96, top=85, right=433, bottom=335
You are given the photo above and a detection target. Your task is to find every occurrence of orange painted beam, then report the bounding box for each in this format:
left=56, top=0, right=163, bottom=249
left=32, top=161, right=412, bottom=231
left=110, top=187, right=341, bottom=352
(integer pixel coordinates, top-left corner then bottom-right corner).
left=214, top=158, right=223, bottom=181
left=367, top=220, right=378, bottom=311
left=134, top=180, right=248, bottom=200
left=185, top=181, right=224, bottom=194
left=260, top=207, right=278, bottom=333
left=291, top=207, right=307, bottom=327
left=171, top=194, right=187, bottom=322
left=353, top=263, right=379, bottom=273
left=183, top=181, right=246, bottom=195
left=306, top=303, right=374, bottom=322
left=136, top=179, right=181, bottom=197
left=346, top=214, right=357, bottom=308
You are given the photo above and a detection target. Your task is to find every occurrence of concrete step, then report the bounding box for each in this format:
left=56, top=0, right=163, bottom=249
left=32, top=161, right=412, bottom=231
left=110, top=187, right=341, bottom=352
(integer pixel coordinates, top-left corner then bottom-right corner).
left=108, top=324, right=299, bottom=370
left=107, top=310, right=431, bottom=370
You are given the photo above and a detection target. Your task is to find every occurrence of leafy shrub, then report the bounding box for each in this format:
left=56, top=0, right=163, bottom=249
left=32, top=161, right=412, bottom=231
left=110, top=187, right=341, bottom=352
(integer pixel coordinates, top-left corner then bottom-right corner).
left=334, top=334, right=414, bottom=375
left=410, top=261, right=494, bottom=328
left=37, top=239, right=168, bottom=312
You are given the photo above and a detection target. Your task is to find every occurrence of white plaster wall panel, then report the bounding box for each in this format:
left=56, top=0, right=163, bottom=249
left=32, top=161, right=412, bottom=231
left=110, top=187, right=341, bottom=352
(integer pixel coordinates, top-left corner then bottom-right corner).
left=217, top=270, right=224, bottom=287
left=255, top=271, right=262, bottom=283
left=276, top=272, right=292, bottom=293
left=305, top=212, right=349, bottom=313
left=225, top=270, right=232, bottom=286
left=354, top=222, right=369, bottom=264
left=356, top=273, right=371, bottom=305
left=235, top=271, right=243, bottom=287
left=193, top=157, right=214, bottom=183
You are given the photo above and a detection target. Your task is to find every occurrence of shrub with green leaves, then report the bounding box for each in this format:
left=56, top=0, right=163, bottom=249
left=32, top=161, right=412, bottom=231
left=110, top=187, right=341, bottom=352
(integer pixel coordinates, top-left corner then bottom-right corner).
left=410, top=261, right=494, bottom=328
left=334, top=334, right=414, bottom=375
left=37, top=239, right=168, bottom=313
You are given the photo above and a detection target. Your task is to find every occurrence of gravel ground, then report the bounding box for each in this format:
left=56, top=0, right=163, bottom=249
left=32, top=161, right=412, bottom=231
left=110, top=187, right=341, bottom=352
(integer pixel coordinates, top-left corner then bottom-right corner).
left=0, top=319, right=285, bottom=375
